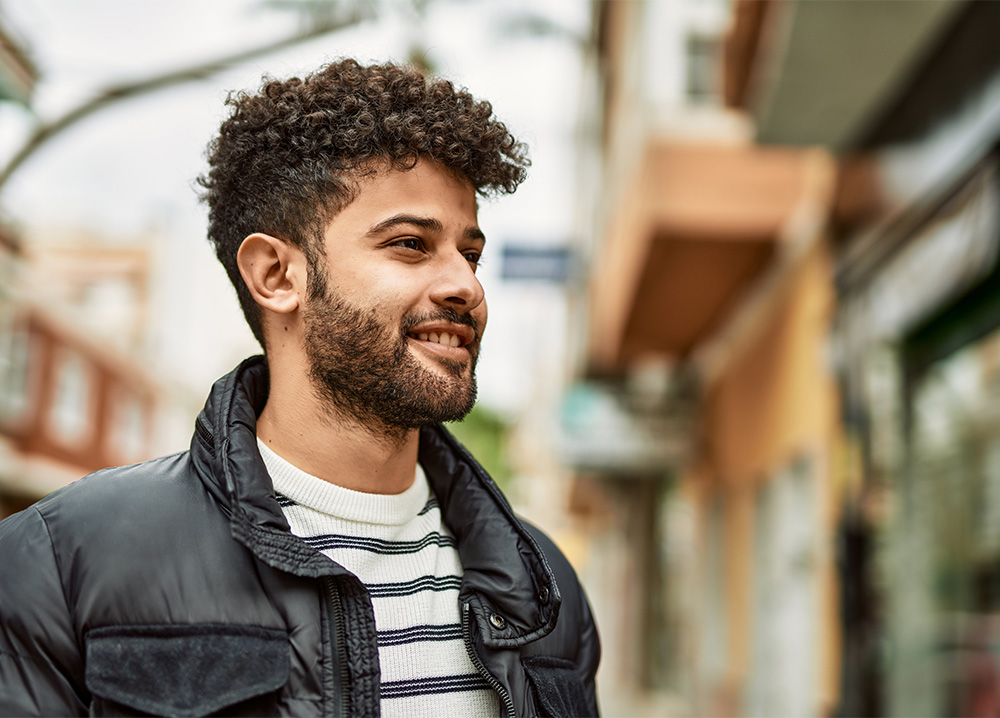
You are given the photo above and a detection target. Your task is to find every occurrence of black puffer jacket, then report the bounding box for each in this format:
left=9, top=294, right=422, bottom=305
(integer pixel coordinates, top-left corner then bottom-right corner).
left=0, top=357, right=600, bottom=717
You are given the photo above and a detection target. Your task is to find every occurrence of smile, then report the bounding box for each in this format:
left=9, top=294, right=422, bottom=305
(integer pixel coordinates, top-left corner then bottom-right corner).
left=410, top=331, right=463, bottom=348
left=404, top=319, right=476, bottom=351
left=404, top=326, right=477, bottom=367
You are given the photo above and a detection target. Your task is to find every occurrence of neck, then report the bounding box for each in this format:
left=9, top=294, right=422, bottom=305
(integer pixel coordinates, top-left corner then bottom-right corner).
left=257, top=354, right=420, bottom=495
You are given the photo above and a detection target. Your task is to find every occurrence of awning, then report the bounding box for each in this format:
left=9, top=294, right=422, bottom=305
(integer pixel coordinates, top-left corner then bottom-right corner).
left=726, top=0, right=965, bottom=149
left=588, top=141, right=813, bottom=371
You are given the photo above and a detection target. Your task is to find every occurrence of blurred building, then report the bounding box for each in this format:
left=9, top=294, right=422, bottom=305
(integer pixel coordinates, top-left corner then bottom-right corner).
left=565, top=0, right=839, bottom=714
left=743, top=2, right=1000, bottom=716
left=731, top=0, right=1000, bottom=715
left=0, top=223, right=200, bottom=519
left=0, top=14, right=192, bottom=519
left=569, top=0, right=1000, bottom=715
left=0, top=281, right=160, bottom=517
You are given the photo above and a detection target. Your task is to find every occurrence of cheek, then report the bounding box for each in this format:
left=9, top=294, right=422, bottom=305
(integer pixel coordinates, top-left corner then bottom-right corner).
left=475, top=301, right=487, bottom=334
left=339, top=273, right=410, bottom=310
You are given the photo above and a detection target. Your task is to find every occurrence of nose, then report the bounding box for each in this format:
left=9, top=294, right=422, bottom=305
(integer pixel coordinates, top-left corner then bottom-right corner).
left=429, top=250, right=485, bottom=311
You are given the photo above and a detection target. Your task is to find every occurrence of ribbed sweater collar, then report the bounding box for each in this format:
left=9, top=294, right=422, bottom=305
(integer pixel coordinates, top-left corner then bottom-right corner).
left=256, top=437, right=429, bottom=527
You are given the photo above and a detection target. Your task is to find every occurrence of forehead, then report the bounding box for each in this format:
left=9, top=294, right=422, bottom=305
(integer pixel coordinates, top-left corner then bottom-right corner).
left=338, top=158, right=479, bottom=225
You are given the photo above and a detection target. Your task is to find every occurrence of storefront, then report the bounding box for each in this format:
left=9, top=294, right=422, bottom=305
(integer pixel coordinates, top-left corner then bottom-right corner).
left=836, top=151, right=1000, bottom=716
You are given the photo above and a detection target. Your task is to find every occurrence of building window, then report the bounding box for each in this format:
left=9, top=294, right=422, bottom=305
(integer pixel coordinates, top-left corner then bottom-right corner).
left=49, top=350, right=93, bottom=445
left=685, top=33, right=722, bottom=103
left=0, top=309, right=31, bottom=423
left=109, top=388, right=148, bottom=464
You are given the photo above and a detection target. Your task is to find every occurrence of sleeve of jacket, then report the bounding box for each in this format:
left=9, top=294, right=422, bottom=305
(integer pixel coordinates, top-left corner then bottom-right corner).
left=0, top=506, right=88, bottom=716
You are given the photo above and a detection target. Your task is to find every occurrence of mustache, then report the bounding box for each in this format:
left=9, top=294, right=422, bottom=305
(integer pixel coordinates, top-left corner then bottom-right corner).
left=401, top=308, right=482, bottom=344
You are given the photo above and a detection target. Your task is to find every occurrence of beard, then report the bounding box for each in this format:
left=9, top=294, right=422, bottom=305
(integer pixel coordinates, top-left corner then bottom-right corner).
left=302, top=281, right=481, bottom=437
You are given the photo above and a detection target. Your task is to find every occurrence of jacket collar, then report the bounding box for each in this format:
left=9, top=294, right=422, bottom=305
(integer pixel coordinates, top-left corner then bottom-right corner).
left=190, top=356, right=559, bottom=647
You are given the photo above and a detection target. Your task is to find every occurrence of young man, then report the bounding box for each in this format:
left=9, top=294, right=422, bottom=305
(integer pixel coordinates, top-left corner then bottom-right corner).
left=0, top=59, right=599, bottom=716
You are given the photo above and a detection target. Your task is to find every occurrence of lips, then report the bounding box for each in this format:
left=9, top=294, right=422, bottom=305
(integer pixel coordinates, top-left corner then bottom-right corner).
left=411, top=331, right=463, bottom=347
left=405, top=321, right=475, bottom=349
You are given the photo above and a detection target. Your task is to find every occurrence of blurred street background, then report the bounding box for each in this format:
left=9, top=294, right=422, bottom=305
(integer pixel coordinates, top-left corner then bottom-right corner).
left=3, top=1, right=1000, bottom=715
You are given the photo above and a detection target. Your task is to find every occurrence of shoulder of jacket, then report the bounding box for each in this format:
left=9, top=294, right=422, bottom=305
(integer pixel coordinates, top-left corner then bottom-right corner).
left=32, top=450, right=197, bottom=526
left=514, top=517, right=601, bottom=677
left=517, top=519, right=586, bottom=611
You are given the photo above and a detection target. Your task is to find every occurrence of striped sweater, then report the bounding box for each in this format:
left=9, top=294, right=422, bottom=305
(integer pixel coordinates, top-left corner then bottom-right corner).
left=257, top=439, right=500, bottom=717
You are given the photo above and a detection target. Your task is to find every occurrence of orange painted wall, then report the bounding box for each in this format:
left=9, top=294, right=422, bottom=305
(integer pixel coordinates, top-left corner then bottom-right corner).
left=705, top=243, right=836, bottom=484
left=691, top=239, right=841, bottom=711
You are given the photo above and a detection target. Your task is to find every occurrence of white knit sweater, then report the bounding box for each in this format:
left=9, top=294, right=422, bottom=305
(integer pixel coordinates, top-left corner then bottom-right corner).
left=257, top=439, right=499, bottom=717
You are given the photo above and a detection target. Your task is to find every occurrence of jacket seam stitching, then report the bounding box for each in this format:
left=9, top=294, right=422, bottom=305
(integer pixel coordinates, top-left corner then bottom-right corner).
left=33, top=506, right=77, bottom=638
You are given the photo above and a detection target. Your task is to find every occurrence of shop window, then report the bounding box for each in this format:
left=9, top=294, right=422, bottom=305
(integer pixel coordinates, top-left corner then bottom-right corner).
left=899, top=266, right=1000, bottom=716
left=909, top=322, right=1000, bottom=609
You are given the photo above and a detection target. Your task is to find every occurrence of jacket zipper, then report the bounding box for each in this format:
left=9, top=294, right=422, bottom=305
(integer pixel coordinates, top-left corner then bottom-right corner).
left=463, top=602, right=515, bottom=718
left=323, top=576, right=351, bottom=717
left=195, top=415, right=214, bottom=448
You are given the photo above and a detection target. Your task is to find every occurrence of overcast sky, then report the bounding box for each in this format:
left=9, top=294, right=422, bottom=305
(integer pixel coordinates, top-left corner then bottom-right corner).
left=0, top=0, right=591, bottom=421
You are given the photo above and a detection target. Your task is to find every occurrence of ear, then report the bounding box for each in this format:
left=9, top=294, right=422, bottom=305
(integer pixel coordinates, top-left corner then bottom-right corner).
left=236, top=233, right=305, bottom=315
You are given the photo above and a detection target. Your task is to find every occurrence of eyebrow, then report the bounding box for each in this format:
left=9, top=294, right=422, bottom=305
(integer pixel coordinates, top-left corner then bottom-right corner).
left=366, top=213, right=486, bottom=242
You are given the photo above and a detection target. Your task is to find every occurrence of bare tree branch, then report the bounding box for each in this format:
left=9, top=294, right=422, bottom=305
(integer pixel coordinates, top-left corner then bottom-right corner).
left=0, top=6, right=373, bottom=191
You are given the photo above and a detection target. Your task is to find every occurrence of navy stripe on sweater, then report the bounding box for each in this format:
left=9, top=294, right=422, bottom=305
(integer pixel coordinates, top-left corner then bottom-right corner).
left=377, top=623, right=464, bottom=647
left=367, top=575, right=462, bottom=598
left=274, top=492, right=297, bottom=508
left=380, top=673, right=491, bottom=700
left=302, top=532, right=457, bottom=554
left=417, top=497, right=440, bottom=515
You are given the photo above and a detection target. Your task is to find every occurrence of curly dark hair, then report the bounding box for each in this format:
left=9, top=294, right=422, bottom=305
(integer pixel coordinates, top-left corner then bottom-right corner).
left=198, top=58, right=530, bottom=348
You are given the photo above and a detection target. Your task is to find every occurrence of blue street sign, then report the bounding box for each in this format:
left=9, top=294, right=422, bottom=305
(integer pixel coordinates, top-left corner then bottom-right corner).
left=500, top=244, right=575, bottom=282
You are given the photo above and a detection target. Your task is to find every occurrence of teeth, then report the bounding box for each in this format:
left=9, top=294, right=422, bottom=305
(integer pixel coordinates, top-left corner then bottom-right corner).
left=412, top=331, right=463, bottom=347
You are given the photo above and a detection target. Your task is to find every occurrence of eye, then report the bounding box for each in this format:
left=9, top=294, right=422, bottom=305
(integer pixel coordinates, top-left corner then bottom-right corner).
left=391, top=237, right=424, bottom=252
left=463, top=249, right=483, bottom=267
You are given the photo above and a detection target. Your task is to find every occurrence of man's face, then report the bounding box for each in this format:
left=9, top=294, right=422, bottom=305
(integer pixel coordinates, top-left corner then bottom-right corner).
left=302, top=158, right=487, bottom=433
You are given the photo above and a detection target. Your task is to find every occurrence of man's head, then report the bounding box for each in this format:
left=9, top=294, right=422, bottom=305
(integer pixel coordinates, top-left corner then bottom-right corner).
left=299, top=157, right=488, bottom=433
left=198, top=58, right=529, bottom=348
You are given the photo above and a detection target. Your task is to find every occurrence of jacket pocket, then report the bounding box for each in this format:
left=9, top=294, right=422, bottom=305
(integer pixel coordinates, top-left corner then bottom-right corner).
left=84, top=624, right=289, bottom=717
left=522, top=656, right=598, bottom=718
